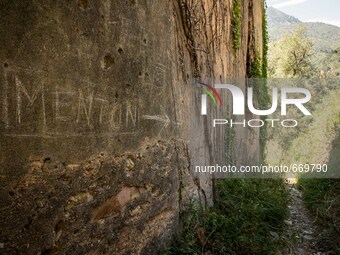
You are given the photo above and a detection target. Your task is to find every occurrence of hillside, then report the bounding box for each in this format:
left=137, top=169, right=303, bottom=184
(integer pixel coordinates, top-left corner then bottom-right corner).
left=267, top=7, right=340, bottom=76
left=267, top=6, right=301, bottom=27
left=266, top=8, right=340, bottom=253
left=267, top=7, right=340, bottom=51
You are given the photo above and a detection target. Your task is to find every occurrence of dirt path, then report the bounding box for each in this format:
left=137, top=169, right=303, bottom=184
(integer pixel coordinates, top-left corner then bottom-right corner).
left=282, top=184, right=324, bottom=255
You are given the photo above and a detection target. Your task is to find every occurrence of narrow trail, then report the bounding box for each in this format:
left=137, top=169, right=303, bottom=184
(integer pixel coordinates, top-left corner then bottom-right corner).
left=282, top=184, right=324, bottom=255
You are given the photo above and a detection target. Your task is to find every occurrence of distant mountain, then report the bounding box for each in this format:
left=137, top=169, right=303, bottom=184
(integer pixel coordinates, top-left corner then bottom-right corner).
left=267, top=7, right=340, bottom=52
left=267, top=7, right=340, bottom=76
left=267, top=7, right=301, bottom=27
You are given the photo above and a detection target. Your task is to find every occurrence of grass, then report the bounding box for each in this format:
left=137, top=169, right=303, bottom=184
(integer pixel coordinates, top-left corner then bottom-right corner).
left=296, top=132, right=340, bottom=253
left=297, top=179, right=340, bottom=253
left=162, top=179, right=289, bottom=255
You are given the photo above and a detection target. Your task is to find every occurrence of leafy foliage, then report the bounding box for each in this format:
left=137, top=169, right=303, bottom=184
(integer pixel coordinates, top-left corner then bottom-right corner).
left=231, top=0, right=242, bottom=51
left=267, top=8, right=340, bottom=78
left=266, top=20, right=340, bottom=164
left=268, top=26, right=314, bottom=78
left=162, top=180, right=289, bottom=255
left=267, top=84, right=340, bottom=166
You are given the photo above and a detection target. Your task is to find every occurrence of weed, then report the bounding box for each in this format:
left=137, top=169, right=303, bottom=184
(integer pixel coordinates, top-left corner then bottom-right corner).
left=163, top=179, right=289, bottom=255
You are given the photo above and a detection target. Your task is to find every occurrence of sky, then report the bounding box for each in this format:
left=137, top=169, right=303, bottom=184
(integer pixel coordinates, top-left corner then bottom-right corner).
left=267, top=0, right=340, bottom=27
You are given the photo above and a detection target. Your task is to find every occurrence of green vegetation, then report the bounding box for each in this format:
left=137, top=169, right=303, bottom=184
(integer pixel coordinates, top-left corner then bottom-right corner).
left=291, top=101, right=340, bottom=254
left=162, top=179, right=289, bottom=255
left=267, top=7, right=340, bottom=77
left=249, top=51, right=262, bottom=78
left=266, top=19, right=340, bottom=165
left=231, top=0, right=242, bottom=51
left=296, top=131, right=340, bottom=253
left=315, top=47, right=340, bottom=77
left=268, top=26, right=314, bottom=78
left=297, top=178, right=340, bottom=253
left=266, top=12, right=340, bottom=169
left=262, top=9, right=269, bottom=78
left=266, top=7, right=340, bottom=254
left=262, top=0, right=269, bottom=78
left=280, top=88, right=340, bottom=167
left=266, top=79, right=340, bottom=165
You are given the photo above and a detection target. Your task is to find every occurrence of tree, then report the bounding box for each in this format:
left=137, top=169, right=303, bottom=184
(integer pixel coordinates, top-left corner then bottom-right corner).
left=269, top=26, right=314, bottom=78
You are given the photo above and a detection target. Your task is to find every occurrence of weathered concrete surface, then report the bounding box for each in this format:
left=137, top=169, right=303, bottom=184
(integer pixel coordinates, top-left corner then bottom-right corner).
left=0, top=140, right=189, bottom=254
left=175, top=0, right=263, bottom=201
left=0, top=0, right=264, bottom=254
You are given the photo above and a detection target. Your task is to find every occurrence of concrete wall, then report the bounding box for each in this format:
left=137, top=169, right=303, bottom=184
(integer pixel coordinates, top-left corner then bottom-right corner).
left=0, top=0, right=263, bottom=254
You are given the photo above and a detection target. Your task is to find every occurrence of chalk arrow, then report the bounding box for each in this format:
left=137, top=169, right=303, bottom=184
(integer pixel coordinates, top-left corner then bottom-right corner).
left=142, top=111, right=170, bottom=134
left=142, top=113, right=170, bottom=126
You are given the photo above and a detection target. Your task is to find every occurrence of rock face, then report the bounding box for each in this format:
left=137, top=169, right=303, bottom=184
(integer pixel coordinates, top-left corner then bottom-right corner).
left=0, top=0, right=264, bottom=254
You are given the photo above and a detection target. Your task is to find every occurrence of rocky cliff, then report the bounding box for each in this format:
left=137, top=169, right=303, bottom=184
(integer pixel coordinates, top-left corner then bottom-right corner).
left=0, top=0, right=264, bottom=254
